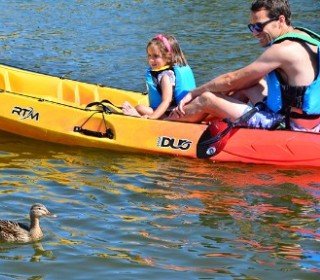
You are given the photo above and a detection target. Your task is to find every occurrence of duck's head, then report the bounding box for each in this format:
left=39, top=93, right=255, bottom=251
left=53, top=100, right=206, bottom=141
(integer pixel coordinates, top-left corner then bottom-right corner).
left=30, top=203, right=57, bottom=218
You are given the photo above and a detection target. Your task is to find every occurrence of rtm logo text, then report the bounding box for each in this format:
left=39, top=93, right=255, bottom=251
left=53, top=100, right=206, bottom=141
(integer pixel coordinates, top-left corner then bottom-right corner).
left=157, top=136, right=192, bottom=150
left=12, top=106, right=39, bottom=121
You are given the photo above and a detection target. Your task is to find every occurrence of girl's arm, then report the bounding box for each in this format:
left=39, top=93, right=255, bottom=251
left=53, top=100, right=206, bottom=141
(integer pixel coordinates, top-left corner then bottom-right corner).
left=147, top=74, right=173, bottom=119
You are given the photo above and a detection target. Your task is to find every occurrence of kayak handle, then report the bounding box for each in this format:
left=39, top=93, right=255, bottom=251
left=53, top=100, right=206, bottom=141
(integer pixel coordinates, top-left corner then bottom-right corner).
left=74, top=126, right=114, bottom=139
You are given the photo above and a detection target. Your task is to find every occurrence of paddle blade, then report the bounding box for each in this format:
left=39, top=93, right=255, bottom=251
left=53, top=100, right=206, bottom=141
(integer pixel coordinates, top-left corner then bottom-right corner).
left=196, top=120, right=231, bottom=159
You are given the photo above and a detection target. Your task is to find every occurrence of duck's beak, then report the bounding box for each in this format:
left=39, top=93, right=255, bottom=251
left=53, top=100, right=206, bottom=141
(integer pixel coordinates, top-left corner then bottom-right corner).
left=46, top=211, right=57, bottom=218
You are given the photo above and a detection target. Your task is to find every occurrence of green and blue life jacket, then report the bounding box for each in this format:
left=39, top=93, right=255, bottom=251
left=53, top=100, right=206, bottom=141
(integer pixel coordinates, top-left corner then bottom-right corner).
left=146, top=65, right=196, bottom=110
left=266, top=27, right=320, bottom=121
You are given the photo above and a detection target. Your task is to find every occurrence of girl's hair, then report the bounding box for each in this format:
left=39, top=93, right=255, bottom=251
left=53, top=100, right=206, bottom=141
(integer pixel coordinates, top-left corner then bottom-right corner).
left=251, top=0, right=291, bottom=25
left=146, top=34, right=188, bottom=67
left=167, top=35, right=188, bottom=66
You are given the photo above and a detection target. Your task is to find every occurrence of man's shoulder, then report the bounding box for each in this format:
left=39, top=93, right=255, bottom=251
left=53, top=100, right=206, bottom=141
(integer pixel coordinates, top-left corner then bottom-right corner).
left=275, top=28, right=320, bottom=47
left=270, top=39, right=305, bottom=52
left=258, top=40, right=302, bottom=65
left=272, top=33, right=318, bottom=56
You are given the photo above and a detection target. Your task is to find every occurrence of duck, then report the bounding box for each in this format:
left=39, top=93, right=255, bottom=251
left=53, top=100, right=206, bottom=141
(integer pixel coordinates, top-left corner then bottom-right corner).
left=0, top=203, right=56, bottom=243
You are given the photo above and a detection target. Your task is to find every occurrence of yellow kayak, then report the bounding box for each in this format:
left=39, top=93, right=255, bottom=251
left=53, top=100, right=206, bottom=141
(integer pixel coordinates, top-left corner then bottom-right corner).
left=1, top=63, right=320, bottom=167
left=0, top=64, right=207, bottom=158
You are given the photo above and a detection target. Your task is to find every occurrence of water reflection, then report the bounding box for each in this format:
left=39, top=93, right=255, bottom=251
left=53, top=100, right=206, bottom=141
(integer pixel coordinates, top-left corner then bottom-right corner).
left=0, top=242, right=54, bottom=263
left=0, top=134, right=319, bottom=277
left=30, top=242, right=54, bottom=262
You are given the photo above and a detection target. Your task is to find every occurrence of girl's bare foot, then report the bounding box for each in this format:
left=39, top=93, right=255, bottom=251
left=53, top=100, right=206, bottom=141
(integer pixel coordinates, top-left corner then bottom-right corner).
left=122, top=101, right=141, bottom=117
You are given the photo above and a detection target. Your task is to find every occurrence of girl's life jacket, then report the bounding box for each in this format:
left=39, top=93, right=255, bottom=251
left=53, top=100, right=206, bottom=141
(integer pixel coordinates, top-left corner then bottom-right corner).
left=146, top=65, right=196, bottom=110
left=265, top=27, right=320, bottom=123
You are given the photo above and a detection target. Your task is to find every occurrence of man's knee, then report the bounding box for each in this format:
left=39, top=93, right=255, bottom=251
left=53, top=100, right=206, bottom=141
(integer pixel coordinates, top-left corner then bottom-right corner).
left=197, top=91, right=217, bottom=107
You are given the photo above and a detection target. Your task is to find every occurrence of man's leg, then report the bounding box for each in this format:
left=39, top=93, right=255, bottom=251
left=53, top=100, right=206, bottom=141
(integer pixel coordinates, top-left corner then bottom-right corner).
left=168, top=91, right=249, bottom=123
left=231, top=79, right=267, bottom=105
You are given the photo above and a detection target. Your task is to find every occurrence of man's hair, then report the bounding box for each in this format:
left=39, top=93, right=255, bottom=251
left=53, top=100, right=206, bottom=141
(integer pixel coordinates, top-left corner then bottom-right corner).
left=251, top=0, right=292, bottom=25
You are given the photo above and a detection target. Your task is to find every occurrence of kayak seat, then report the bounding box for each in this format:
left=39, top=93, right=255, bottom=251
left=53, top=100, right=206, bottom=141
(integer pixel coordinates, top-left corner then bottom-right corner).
left=77, top=84, right=100, bottom=105
left=1, top=69, right=58, bottom=99
left=57, top=80, right=100, bottom=106
left=0, top=70, right=12, bottom=92
left=57, top=80, right=80, bottom=104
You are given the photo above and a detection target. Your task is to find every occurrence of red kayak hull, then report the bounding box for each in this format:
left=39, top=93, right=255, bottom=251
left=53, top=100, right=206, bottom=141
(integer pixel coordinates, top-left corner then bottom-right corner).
left=214, top=128, right=320, bottom=166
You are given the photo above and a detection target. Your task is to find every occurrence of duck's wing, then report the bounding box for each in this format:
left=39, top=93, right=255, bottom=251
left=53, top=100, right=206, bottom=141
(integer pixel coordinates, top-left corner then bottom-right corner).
left=17, top=222, right=30, bottom=231
left=0, top=220, right=30, bottom=242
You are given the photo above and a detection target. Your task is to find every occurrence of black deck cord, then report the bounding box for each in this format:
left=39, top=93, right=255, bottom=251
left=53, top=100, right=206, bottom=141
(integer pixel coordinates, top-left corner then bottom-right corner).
left=2, top=87, right=124, bottom=115
left=85, top=101, right=113, bottom=114
left=2, top=88, right=87, bottom=110
left=85, top=100, right=123, bottom=114
left=100, top=99, right=123, bottom=110
left=74, top=103, right=114, bottom=139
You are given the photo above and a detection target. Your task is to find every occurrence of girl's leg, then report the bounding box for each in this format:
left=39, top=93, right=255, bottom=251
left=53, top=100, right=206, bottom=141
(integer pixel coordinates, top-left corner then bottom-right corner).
left=122, top=102, right=154, bottom=117
left=135, top=104, right=154, bottom=116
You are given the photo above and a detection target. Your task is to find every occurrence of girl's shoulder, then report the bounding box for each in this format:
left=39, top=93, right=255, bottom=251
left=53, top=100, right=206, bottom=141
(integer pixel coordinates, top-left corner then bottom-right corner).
left=157, top=69, right=175, bottom=85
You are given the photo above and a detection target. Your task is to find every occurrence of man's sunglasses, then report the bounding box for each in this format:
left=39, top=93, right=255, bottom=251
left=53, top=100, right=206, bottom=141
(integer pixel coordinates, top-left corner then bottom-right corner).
left=248, top=18, right=278, bottom=33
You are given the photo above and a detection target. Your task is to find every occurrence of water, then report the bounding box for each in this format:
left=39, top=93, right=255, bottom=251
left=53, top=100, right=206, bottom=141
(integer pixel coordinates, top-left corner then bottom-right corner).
left=0, top=0, right=320, bottom=279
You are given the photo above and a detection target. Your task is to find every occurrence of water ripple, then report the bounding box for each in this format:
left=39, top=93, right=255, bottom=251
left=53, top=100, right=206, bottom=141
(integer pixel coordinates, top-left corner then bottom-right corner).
left=0, top=0, right=319, bottom=279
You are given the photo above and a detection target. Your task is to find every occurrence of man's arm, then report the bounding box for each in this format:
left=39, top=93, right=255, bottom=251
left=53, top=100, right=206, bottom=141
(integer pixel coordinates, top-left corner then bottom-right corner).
left=190, top=45, right=283, bottom=98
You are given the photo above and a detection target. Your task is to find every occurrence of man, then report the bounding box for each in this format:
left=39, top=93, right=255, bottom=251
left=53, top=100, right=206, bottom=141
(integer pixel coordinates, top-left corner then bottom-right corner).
left=168, top=0, right=320, bottom=132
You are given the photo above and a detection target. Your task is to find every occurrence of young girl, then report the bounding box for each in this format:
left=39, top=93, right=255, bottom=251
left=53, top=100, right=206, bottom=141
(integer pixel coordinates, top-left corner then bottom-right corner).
left=122, top=34, right=196, bottom=119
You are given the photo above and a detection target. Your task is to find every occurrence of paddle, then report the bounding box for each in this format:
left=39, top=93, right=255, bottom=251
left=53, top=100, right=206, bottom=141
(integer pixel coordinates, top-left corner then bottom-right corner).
left=196, top=103, right=265, bottom=159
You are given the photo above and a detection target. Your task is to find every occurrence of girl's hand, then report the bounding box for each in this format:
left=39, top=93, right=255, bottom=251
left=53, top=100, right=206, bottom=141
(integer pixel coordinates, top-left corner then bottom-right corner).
left=177, top=92, right=193, bottom=115
left=168, top=93, right=192, bottom=119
